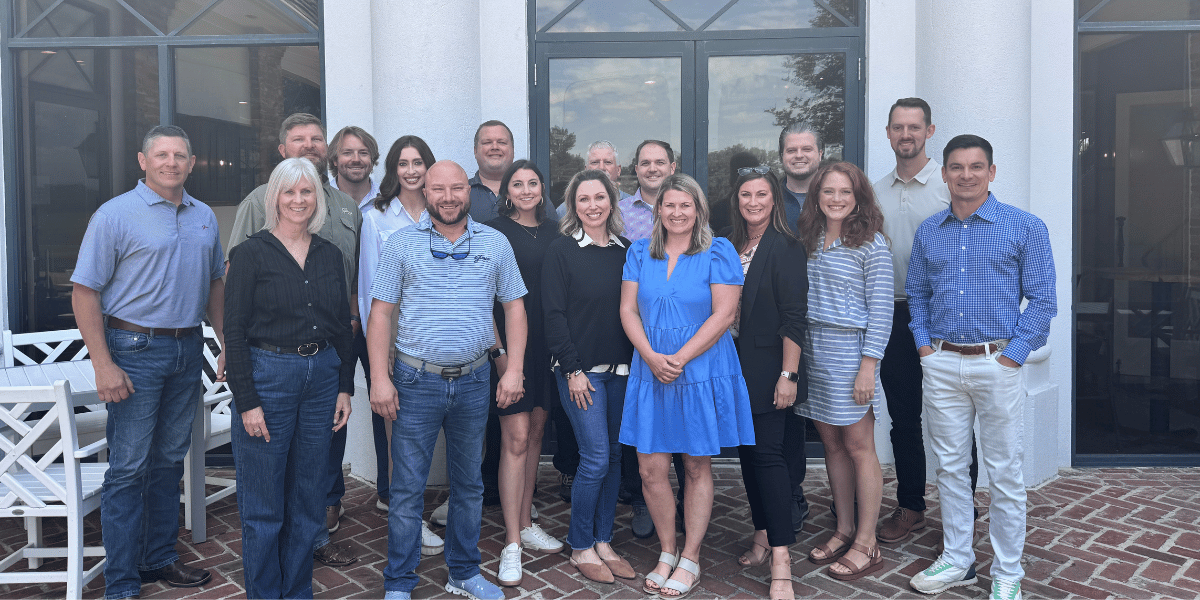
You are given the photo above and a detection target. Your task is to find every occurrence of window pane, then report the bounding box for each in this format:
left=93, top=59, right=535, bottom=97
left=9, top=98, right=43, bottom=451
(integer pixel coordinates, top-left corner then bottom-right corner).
left=15, top=48, right=159, bottom=332
left=708, top=0, right=854, bottom=30
left=548, top=57, right=681, bottom=205
left=175, top=45, right=321, bottom=206
left=12, top=0, right=58, bottom=35
left=706, top=53, right=845, bottom=212
left=658, top=0, right=733, bottom=31
left=1077, top=31, right=1200, bottom=455
left=1083, top=0, right=1195, bottom=22
left=547, top=0, right=682, bottom=33
left=27, top=0, right=157, bottom=37
left=123, top=0, right=210, bottom=34
left=181, top=0, right=313, bottom=36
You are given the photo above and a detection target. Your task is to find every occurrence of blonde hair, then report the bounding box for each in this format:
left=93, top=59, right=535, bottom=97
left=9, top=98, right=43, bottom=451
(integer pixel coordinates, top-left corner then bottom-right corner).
left=648, top=173, right=712, bottom=260
left=263, top=158, right=326, bottom=234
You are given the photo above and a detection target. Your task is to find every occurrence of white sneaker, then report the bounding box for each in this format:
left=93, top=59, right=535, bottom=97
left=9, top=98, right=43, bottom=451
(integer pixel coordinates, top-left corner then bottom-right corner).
left=530, top=504, right=538, bottom=520
left=519, top=524, right=563, bottom=553
left=497, top=542, right=523, bottom=586
left=991, top=577, right=1022, bottom=600
left=376, top=498, right=388, bottom=512
left=910, top=555, right=978, bottom=594
left=430, top=500, right=449, bottom=527
left=421, top=521, right=445, bottom=556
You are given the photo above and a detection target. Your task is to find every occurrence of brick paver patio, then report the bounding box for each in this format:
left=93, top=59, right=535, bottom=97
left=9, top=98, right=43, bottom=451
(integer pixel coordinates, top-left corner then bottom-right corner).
left=3, top=463, right=1199, bottom=599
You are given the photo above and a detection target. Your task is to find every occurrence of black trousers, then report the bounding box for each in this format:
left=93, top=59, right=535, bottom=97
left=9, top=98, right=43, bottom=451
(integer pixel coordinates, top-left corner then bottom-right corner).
left=784, top=409, right=807, bottom=495
left=551, top=401, right=580, bottom=477
left=738, top=409, right=796, bottom=547
left=880, top=301, right=978, bottom=512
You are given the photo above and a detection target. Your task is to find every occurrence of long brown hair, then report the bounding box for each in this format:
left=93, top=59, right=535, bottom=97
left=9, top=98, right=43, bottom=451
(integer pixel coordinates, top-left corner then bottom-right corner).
left=796, top=162, right=885, bottom=257
left=726, top=170, right=797, bottom=252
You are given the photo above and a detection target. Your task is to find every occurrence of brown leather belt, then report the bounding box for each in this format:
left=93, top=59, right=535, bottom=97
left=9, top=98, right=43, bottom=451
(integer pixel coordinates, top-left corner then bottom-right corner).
left=107, top=316, right=199, bottom=338
left=937, top=340, right=1003, bottom=356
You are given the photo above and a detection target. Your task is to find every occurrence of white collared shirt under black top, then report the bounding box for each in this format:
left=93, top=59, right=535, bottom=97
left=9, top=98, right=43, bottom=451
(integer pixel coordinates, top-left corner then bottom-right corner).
left=224, top=230, right=355, bottom=413
left=542, top=229, right=634, bottom=374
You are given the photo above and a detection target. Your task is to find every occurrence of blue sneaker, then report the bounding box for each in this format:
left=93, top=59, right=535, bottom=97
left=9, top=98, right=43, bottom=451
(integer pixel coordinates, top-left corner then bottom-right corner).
left=446, top=574, right=503, bottom=600
left=383, top=591, right=411, bottom=600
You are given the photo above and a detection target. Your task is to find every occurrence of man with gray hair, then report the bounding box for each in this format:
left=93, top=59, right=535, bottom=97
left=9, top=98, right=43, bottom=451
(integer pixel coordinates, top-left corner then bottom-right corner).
left=226, top=112, right=364, bottom=567
left=557, top=140, right=631, bottom=218
left=72, top=125, right=224, bottom=598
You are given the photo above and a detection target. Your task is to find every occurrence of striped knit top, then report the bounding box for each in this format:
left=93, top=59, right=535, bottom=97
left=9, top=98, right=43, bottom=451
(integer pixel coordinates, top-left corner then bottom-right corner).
left=806, top=231, right=894, bottom=360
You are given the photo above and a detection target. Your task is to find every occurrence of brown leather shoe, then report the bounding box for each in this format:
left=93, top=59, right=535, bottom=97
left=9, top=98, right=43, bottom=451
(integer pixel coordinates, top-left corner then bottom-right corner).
left=139, top=561, right=211, bottom=588
left=877, top=507, right=926, bottom=543
left=570, top=557, right=615, bottom=584
left=313, top=541, right=358, bottom=567
left=602, top=555, right=636, bottom=580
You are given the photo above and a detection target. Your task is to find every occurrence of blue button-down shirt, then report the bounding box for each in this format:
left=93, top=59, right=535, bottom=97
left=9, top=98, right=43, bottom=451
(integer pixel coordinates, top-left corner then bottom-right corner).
left=906, top=193, right=1056, bottom=365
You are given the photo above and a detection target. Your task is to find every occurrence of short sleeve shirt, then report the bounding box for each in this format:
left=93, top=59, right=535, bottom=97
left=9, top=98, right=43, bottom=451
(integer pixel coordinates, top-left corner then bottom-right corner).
left=874, top=158, right=951, bottom=299
left=71, top=180, right=225, bottom=328
left=371, top=213, right=527, bottom=365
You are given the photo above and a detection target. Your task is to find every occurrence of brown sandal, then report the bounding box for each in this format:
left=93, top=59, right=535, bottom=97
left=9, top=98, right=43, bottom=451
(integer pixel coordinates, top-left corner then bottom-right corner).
left=737, top=540, right=770, bottom=567
left=770, top=560, right=794, bottom=600
left=827, top=543, right=884, bottom=581
left=808, top=530, right=854, bottom=565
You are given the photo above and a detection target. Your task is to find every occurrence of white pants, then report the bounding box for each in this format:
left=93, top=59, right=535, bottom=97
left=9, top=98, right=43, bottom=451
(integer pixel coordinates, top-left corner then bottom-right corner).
left=921, top=342, right=1026, bottom=582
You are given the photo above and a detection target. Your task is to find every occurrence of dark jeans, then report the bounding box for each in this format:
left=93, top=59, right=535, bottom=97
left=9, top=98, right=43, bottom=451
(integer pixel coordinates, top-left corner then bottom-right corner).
left=738, top=409, right=796, bottom=548
left=101, top=328, right=204, bottom=600
left=232, top=345, right=340, bottom=600
left=552, top=401, right=580, bottom=477
left=554, top=368, right=626, bottom=549
left=881, top=301, right=978, bottom=512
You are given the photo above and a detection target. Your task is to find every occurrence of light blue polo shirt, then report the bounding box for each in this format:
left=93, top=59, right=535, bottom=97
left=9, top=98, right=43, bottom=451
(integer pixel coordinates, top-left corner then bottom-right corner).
left=371, top=213, right=527, bottom=365
left=72, top=180, right=225, bottom=328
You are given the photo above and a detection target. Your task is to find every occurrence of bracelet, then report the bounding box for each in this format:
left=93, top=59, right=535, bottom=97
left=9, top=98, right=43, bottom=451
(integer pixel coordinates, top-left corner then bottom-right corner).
left=488, top=347, right=506, bottom=360
left=349, top=315, right=361, bottom=323
left=566, top=369, right=584, bottom=380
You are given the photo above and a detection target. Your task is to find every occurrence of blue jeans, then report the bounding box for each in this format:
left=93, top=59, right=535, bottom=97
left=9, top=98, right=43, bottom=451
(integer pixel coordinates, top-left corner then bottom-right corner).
left=231, top=346, right=340, bottom=599
left=384, top=359, right=490, bottom=593
left=101, top=328, right=203, bottom=600
left=554, top=368, right=626, bottom=550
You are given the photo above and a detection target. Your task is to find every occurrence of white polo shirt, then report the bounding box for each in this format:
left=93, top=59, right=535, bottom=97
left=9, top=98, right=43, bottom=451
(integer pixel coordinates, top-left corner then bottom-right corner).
left=873, top=157, right=950, bottom=300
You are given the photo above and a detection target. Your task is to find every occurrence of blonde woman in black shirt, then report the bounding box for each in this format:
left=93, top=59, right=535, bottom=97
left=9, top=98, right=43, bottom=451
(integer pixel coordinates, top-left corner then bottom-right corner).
left=224, top=157, right=355, bottom=599
left=542, top=170, right=636, bottom=584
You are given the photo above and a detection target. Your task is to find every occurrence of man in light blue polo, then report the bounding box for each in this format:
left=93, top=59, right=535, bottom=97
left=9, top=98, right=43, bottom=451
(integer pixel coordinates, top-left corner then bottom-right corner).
left=367, top=160, right=527, bottom=600
left=71, top=125, right=224, bottom=600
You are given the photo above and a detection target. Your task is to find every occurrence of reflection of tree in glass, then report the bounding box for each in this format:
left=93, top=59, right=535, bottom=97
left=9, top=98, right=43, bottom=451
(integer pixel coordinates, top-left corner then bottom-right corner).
left=762, top=2, right=850, bottom=157
left=549, top=125, right=585, bottom=207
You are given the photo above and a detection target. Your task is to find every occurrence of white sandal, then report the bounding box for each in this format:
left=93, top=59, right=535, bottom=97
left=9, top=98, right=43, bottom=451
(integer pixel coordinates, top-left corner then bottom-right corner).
left=660, top=557, right=701, bottom=599
left=642, top=551, right=679, bottom=595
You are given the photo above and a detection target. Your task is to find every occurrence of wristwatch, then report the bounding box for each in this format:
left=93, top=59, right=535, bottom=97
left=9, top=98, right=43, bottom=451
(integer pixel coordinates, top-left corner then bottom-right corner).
left=488, top=347, right=506, bottom=360
left=780, top=370, right=799, bottom=382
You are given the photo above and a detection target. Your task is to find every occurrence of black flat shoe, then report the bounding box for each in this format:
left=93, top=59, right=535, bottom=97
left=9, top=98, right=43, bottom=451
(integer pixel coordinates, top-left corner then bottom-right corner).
left=139, top=561, right=211, bottom=588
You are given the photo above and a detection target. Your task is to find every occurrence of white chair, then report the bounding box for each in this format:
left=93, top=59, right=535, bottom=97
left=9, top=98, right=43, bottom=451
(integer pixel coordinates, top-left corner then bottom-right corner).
left=0, top=381, right=108, bottom=598
left=181, top=325, right=236, bottom=532
left=0, top=329, right=103, bottom=458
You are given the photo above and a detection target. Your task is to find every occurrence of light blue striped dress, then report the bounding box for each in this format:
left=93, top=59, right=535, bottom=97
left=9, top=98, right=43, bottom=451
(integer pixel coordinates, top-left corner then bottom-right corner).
left=796, top=232, right=894, bottom=426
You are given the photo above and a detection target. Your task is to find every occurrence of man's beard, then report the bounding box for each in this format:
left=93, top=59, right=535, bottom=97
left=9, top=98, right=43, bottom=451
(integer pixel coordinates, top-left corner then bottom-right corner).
left=429, top=203, right=469, bottom=226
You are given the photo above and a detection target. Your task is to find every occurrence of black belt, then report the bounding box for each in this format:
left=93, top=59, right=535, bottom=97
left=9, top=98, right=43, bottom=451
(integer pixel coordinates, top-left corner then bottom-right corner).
left=107, top=317, right=198, bottom=338
left=251, top=339, right=329, bottom=356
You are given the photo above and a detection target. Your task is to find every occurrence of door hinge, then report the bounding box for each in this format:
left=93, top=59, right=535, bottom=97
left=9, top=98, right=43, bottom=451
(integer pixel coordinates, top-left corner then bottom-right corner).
left=533, top=64, right=537, bottom=86
left=858, top=57, right=863, bottom=81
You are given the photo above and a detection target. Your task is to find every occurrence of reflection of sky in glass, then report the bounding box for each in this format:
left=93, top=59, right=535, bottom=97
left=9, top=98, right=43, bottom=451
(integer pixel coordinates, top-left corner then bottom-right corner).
left=659, top=0, right=733, bottom=30
left=1091, top=0, right=1190, bottom=22
left=550, top=56, right=681, bottom=172
left=546, top=0, right=682, bottom=32
left=708, top=0, right=834, bottom=30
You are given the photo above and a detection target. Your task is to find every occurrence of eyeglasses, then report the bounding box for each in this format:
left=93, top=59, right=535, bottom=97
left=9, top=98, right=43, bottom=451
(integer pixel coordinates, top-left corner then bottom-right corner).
left=738, top=166, right=772, bottom=177
left=429, top=229, right=471, bottom=260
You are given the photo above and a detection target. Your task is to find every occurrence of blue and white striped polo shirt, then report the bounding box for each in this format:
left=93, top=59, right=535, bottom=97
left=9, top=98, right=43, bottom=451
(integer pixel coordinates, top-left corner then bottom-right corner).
left=371, top=213, right=527, bottom=365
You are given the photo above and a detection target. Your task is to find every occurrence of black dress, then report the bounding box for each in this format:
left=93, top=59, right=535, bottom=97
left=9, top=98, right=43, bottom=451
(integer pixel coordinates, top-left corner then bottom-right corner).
left=486, top=217, right=561, bottom=415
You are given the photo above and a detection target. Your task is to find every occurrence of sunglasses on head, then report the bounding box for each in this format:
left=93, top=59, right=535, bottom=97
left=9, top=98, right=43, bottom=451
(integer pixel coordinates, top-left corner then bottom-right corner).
left=737, top=166, right=772, bottom=177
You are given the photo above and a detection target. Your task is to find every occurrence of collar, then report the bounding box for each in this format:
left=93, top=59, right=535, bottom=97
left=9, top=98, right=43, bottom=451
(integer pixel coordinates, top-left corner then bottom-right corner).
left=328, top=177, right=378, bottom=209
left=624, top=189, right=653, bottom=210
left=136, top=180, right=194, bottom=207
left=888, top=157, right=940, bottom=186
left=417, top=211, right=482, bottom=238
left=573, top=228, right=626, bottom=248
left=249, top=228, right=328, bottom=250
left=938, top=193, right=1000, bottom=225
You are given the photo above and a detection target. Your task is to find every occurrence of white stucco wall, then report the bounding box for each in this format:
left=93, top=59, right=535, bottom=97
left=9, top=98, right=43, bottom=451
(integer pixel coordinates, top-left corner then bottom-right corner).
left=323, top=0, right=530, bottom=487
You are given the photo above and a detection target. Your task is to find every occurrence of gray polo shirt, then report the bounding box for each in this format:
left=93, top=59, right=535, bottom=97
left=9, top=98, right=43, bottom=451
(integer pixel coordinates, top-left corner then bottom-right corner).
left=371, top=213, right=526, bottom=366
left=227, top=180, right=362, bottom=299
left=72, top=180, right=225, bottom=328
left=874, top=158, right=950, bottom=300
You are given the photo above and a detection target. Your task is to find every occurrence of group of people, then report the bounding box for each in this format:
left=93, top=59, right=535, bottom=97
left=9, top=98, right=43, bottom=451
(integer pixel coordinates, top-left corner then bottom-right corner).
left=71, top=96, right=1055, bottom=600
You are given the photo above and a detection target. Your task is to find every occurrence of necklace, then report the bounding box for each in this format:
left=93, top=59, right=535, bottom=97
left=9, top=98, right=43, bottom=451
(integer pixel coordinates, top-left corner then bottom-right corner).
left=749, top=232, right=763, bottom=241
left=520, top=224, right=538, bottom=238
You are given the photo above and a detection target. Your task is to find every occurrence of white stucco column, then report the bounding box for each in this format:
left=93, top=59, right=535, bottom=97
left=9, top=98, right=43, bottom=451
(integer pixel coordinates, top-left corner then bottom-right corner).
left=914, top=0, right=1070, bottom=487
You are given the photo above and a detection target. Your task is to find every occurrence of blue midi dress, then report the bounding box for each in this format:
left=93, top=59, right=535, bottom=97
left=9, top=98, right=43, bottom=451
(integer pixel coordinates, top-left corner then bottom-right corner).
left=618, top=237, right=756, bottom=455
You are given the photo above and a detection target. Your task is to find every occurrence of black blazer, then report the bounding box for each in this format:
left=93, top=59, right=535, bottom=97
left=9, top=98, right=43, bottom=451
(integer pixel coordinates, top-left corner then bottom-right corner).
left=720, top=226, right=809, bottom=414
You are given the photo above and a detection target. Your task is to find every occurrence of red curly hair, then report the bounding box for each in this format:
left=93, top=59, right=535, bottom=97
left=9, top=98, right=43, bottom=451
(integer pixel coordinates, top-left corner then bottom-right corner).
left=796, top=162, right=886, bottom=257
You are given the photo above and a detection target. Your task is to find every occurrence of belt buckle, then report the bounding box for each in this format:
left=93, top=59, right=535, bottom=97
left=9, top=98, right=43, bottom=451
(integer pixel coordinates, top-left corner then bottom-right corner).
left=298, top=342, right=319, bottom=357
left=441, top=367, right=462, bottom=380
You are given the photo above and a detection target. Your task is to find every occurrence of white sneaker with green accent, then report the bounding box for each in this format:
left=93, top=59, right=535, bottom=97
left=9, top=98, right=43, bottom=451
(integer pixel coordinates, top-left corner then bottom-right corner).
left=910, top=556, right=978, bottom=594
left=991, top=577, right=1022, bottom=600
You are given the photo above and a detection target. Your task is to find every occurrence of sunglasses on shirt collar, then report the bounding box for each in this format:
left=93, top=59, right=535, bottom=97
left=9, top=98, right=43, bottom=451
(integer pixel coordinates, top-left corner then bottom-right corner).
left=429, top=229, right=471, bottom=260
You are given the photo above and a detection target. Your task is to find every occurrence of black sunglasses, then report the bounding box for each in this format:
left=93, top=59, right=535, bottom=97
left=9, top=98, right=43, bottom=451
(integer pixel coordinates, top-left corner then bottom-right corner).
left=737, top=166, right=772, bottom=177
left=429, top=229, right=471, bottom=260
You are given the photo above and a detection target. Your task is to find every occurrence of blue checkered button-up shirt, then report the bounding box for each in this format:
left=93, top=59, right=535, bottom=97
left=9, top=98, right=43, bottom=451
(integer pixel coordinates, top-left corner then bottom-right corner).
left=906, top=193, right=1057, bottom=365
